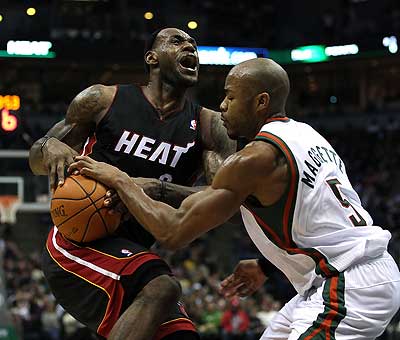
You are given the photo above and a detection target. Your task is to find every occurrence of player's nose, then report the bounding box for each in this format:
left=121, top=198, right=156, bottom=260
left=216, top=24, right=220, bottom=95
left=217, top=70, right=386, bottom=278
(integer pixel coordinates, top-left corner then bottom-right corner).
left=220, top=98, right=228, bottom=112
left=182, top=41, right=196, bottom=53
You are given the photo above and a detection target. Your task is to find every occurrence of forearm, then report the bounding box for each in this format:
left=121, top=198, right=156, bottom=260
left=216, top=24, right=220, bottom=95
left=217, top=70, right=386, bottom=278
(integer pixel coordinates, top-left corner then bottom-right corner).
left=160, top=181, right=206, bottom=207
left=142, top=178, right=206, bottom=207
left=114, top=175, right=180, bottom=248
left=29, top=119, right=81, bottom=176
left=29, top=137, right=48, bottom=175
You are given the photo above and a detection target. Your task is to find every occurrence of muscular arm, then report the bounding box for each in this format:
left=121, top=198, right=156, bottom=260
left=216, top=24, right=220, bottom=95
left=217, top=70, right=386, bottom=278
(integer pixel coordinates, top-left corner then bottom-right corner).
left=158, top=182, right=207, bottom=208
left=29, top=85, right=116, bottom=189
left=201, top=108, right=236, bottom=184
left=134, top=177, right=206, bottom=208
left=71, top=142, right=283, bottom=250
left=146, top=108, right=236, bottom=206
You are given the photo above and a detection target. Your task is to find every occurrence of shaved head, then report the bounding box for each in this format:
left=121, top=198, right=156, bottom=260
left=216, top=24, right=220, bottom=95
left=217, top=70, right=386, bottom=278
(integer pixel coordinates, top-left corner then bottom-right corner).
left=229, top=58, right=290, bottom=113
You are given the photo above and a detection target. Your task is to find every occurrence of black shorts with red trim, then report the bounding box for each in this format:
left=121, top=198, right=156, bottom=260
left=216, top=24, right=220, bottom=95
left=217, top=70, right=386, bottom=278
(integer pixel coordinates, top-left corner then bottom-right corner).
left=43, top=227, right=198, bottom=339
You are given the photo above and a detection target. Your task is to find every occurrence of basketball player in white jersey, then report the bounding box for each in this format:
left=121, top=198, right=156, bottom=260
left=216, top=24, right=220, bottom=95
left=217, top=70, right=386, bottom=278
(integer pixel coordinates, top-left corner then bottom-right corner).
left=69, top=58, right=400, bottom=339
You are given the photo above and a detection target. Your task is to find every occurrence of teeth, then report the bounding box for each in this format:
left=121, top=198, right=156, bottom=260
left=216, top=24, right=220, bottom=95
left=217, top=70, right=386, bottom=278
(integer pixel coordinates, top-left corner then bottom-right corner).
left=179, top=55, right=197, bottom=71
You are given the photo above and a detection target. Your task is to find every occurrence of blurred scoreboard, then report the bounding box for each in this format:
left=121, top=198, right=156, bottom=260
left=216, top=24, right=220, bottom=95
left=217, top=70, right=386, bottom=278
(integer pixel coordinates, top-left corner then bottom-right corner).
left=1, top=95, right=20, bottom=132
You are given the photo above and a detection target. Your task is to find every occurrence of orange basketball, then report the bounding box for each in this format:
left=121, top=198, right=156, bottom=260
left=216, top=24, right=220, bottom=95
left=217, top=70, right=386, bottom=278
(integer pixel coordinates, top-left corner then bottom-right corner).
left=50, top=174, right=121, bottom=243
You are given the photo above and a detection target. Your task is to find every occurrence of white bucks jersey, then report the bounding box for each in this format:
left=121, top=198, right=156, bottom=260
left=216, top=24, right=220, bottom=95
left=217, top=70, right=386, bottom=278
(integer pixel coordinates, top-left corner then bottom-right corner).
left=240, top=117, right=391, bottom=294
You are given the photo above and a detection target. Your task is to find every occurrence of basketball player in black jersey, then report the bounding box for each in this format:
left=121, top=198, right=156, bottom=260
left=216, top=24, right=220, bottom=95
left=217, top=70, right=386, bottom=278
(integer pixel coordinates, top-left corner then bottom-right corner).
left=29, top=28, right=235, bottom=340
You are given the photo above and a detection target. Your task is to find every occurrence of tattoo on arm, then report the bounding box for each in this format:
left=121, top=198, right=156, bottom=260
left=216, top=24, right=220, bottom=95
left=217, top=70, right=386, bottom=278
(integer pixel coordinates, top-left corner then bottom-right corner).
left=209, top=113, right=236, bottom=158
left=66, top=85, right=110, bottom=125
left=202, top=151, right=222, bottom=184
left=203, top=112, right=236, bottom=184
left=29, top=84, right=113, bottom=175
left=160, top=181, right=207, bottom=208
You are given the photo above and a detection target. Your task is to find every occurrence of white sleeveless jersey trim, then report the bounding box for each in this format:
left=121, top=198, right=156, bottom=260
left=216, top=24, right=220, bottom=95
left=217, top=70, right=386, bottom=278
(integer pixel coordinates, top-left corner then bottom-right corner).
left=241, top=205, right=320, bottom=294
left=240, top=118, right=391, bottom=294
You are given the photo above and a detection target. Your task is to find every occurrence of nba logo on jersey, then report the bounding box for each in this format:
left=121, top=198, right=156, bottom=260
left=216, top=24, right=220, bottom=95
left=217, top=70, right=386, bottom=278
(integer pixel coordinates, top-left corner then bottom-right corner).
left=190, top=120, right=197, bottom=130
left=121, top=249, right=133, bottom=257
left=177, top=301, right=189, bottom=318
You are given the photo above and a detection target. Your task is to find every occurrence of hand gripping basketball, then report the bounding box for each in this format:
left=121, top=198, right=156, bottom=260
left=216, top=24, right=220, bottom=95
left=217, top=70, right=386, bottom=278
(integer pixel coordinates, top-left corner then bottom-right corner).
left=50, top=174, right=121, bottom=243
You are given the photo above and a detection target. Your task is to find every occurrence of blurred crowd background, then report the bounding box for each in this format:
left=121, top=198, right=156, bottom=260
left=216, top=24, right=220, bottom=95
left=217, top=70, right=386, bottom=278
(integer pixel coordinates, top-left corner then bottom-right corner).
left=0, top=0, right=399, bottom=339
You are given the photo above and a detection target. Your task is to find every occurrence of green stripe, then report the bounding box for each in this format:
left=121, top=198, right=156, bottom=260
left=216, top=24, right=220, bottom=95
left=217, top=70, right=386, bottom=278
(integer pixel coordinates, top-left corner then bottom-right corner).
left=299, top=273, right=346, bottom=340
left=256, top=132, right=339, bottom=279
left=254, top=133, right=299, bottom=248
left=329, top=273, right=346, bottom=337
left=315, top=259, right=339, bottom=278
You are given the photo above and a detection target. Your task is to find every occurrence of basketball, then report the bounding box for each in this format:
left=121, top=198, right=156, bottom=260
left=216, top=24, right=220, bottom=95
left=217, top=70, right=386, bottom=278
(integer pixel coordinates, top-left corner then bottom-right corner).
left=50, top=174, right=121, bottom=243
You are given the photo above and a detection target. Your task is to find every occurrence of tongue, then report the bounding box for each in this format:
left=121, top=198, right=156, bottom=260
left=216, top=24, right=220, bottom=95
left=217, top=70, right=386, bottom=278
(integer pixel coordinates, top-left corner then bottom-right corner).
left=180, top=57, right=196, bottom=70
left=181, top=61, right=193, bottom=69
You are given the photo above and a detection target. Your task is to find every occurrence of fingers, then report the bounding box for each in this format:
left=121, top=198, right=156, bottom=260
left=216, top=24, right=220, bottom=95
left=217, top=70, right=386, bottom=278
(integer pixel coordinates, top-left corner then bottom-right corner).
left=49, top=157, right=75, bottom=192
left=237, top=284, right=254, bottom=297
left=49, top=164, right=57, bottom=193
left=106, top=189, right=115, bottom=198
left=107, top=203, right=127, bottom=216
left=103, top=190, right=124, bottom=217
left=68, top=159, right=92, bottom=174
left=222, top=283, right=245, bottom=299
left=65, top=154, right=76, bottom=169
left=219, top=274, right=244, bottom=298
left=73, top=156, right=93, bottom=163
left=104, top=193, right=118, bottom=207
left=56, top=161, right=65, bottom=187
left=220, top=274, right=235, bottom=289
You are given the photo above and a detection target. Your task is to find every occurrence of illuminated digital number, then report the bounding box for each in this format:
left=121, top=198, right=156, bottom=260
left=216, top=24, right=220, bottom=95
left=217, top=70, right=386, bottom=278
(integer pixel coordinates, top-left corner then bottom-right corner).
left=0, top=95, right=21, bottom=110
left=1, top=109, right=18, bottom=132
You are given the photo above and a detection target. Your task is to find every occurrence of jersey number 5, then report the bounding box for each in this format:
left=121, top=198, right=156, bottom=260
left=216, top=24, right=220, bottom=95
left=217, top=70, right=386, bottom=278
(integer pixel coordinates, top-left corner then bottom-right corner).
left=326, top=178, right=367, bottom=227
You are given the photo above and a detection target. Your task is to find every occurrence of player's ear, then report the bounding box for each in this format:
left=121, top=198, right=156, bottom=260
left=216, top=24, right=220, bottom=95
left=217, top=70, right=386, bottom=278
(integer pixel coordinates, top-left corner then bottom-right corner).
left=145, top=51, right=159, bottom=69
left=256, top=92, right=270, bottom=111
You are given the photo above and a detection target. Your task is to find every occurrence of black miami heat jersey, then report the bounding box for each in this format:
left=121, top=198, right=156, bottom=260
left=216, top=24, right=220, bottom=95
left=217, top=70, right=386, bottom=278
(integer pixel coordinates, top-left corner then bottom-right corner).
left=84, top=84, right=204, bottom=246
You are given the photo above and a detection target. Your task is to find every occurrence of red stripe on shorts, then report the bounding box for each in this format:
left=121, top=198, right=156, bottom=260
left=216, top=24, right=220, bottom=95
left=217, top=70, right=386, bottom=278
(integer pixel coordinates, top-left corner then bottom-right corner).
left=46, top=228, right=124, bottom=337
left=154, top=318, right=197, bottom=340
left=54, top=227, right=163, bottom=274
left=46, top=227, right=164, bottom=337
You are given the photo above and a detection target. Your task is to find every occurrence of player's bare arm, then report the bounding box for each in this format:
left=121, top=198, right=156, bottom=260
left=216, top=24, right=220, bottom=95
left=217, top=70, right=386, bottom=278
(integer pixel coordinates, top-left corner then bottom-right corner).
left=69, top=141, right=287, bottom=250
left=29, top=84, right=116, bottom=191
left=200, top=108, right=237, bottom=184
left=134, top=107, right=236, bottom=208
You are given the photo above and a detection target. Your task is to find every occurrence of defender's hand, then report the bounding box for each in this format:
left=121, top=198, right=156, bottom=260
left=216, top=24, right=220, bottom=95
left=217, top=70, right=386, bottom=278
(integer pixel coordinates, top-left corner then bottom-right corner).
left=219, top=259, right=267, bottom=298
left=42, top=138, right=79, bottom=192
left=103, top=178, right=159, bottom=220
left=68, top=156, right=128, bottom=188
left=104, top=189, right=130, bottom=220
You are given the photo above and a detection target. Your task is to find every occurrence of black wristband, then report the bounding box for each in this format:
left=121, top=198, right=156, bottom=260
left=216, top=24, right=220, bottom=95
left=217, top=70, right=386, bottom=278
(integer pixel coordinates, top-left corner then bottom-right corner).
left=257, top=257, right=269, bottom=277
left=40, top=136, right=55, bottom=154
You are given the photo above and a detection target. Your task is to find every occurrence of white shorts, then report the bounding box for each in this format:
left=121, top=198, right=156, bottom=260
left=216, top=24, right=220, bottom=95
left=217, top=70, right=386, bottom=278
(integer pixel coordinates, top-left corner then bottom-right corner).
left=261, top=252, right=400, bottom=340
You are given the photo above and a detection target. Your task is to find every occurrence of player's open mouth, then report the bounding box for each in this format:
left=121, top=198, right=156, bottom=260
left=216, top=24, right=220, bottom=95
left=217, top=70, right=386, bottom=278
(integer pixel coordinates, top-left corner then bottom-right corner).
left=178, top=54, right=198, bottom=73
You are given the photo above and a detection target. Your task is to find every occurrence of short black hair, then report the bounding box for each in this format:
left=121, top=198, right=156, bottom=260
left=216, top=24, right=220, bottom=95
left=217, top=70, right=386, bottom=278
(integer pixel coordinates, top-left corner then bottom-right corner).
left=144, top=28, right=163, bottom=73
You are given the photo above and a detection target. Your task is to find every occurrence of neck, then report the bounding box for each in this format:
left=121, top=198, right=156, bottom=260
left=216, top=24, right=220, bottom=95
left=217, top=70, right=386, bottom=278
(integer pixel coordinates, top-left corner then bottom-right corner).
left=142, top=76, right=187, bottom=118
left=248, top=111, right=287, bottom=140
left=266, top=111, right=286, bottom=120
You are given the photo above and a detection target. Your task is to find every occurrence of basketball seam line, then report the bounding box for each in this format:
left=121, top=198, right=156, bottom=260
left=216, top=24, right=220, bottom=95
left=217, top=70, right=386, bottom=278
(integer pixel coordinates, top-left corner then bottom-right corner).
left=70, top=176, right=98, bottom=197
left=54, top=194, right=105, bottom=229
left=69, top=177, right=110, bottom=242
left=81, top=204, right=111, bottom=242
